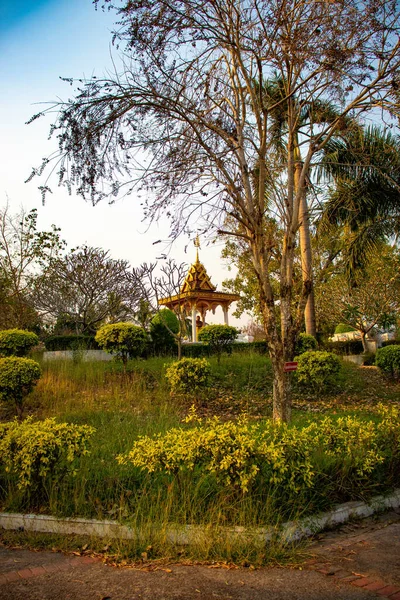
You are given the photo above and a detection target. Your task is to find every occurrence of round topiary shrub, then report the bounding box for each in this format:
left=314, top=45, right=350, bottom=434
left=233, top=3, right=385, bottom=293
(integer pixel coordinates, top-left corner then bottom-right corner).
left=95, top=323, right=147, bottom=366
left=0, top=329, right=39, bottom=357
left=334, top=323, right=357, bottom=335
left=165, top=357, right=211, bottom=396
left=0, top=357, right=41, bottom=418
left=375, top=345, right=400, bottom=379
left=295, top=350, right=341, bottom=394
left=295, top=333, right=318, bottom=355
left=198, top=324, right=238, bottom=363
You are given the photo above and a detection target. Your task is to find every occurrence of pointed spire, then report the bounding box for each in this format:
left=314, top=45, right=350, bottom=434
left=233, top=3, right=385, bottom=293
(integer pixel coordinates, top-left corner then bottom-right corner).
left=194, top=234, right=201, bottom=262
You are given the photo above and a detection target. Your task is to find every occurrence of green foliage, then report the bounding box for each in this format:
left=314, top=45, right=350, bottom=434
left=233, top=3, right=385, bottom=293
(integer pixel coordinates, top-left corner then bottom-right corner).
left=44, top=335, right=99, bottom=351
left=95, top=323, right=147, bottom=365
left=151, top=308, right=179, bottom=334
left=0, top=417, right=95, bottom=492
left=149, top=323, right=177, bottom=355
left=295, top=351, right=341, bottom=394
left=0, top=329, right=39, bottom=357
left=198, top=324, right=239, bottom=363
left=334, top=323, right=357, bottom=334
left=149, top=309, right=180, bottom=355
left=165, top=358, right=211, bottom=395
left=295, top=333, right=317, bottom=355
left=375, top=345, right=400, bottom=379
left=0, top=357, right=41, bottom=417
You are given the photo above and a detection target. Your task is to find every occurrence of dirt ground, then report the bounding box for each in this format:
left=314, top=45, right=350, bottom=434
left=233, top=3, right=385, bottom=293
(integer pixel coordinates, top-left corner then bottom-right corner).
left=1, top=510, right=399, bottom=600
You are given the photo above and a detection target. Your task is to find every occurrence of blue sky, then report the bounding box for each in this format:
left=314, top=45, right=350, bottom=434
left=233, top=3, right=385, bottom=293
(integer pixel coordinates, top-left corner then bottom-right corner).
left=0, top=0, right=244, bottom=326
left=0, top=0, right=53, bottom=33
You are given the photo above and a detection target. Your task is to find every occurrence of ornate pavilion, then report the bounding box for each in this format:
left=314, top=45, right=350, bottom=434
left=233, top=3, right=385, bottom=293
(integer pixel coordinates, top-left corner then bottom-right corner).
left=158, top=248, right=240, bottom=342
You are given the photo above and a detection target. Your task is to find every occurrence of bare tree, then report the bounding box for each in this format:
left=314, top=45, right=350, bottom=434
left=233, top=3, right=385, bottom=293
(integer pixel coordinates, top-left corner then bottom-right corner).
left=32, top=245, right=140, bottom=333
left=132, top=259, right=189, bottom=358
left=30, top=0, right=400, bottom=421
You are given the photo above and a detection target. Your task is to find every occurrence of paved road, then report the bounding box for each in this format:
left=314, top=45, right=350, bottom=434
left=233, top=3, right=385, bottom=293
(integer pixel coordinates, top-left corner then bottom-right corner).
left=0, top=510, right=399, bottom=600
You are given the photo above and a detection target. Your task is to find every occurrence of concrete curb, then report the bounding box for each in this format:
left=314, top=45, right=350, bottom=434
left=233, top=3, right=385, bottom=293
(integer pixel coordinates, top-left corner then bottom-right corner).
left=1, top=489, right=399, bottom=546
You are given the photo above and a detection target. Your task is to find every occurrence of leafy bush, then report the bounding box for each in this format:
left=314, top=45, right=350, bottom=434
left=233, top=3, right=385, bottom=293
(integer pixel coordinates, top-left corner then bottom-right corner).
left=118, top=413, right=313, bottom=494
left=44, top=335, right=99, bottom=351
left=198, top=324, right=239, bottom=363
left=118, top=406, right=400, bottom=499
left=151, top=308, right=180, bottom=334
left=323, top=339, right=363, bottom=355
left=149, top=323, right=177, bottom=355
left=375, top=345, right=400, bottom=379
left=0, top=329, right=39, bottom=357
left=0, top=357, right=41, bottom=418
left=334, top=323, right=357, bottom=334
left=165, top=357, right=211, bottom=395
left=149, top=309, right=180, bottom=355
left=95, top=323, right=147, bottom=366
left=295, top=333, right=317, bottom=355
left=295, top=350, right=341, bottom=394
left=0, top=417, right=95, bottom=492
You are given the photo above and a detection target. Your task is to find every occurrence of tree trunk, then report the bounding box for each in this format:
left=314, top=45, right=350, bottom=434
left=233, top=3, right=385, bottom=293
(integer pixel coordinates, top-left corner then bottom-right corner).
left=270, top=351, right=292, bottom=423
left=296, top=160, right=317, bottom=338
left=177, top=338, right=182, bottom=360
left=361, top=331, right=368, bottom=353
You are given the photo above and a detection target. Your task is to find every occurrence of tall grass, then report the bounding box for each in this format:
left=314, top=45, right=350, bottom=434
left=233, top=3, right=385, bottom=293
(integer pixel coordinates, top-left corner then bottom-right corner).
left=1, top=352, right=400, bottom=564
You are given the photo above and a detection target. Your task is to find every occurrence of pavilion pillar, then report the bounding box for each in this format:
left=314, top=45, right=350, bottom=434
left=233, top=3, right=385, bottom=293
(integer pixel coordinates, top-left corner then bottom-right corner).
left=223, top=306, right=229, bottom=325
left=191, top=307, right=197, bottom=342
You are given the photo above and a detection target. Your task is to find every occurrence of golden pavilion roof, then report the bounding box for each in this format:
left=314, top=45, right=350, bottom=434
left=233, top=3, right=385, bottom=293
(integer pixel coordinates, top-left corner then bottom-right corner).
left=180, top=256, right=216, bottom=293
left=158, top=253, right=240, bottom=311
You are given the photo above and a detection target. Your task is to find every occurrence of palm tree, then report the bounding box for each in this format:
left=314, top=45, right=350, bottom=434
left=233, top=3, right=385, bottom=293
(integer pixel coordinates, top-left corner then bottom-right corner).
left=319, top=125, right=400, bottom=275
left=258, top=77, right=356, bottom=336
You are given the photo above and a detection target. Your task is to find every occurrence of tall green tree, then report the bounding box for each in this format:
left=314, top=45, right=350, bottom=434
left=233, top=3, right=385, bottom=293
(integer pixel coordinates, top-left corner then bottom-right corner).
left=31, top=0, right=400, bottom=422
left=316, top=243, right=400, bottom=351
left=0, top=204, right=65, bottom=330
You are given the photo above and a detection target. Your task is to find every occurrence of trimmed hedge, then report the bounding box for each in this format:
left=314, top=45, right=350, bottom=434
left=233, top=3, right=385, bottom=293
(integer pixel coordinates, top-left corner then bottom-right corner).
left=44, top=335, right=100, bottom=351
left=323, top=339, right=364, bottom=356
left=334, top=323, right=357, bottom=334
left=181, top=341, right=268, bottom=358
left=95, top=323, right=147, bottom=364
left=43, top=336, right=270, bottom=358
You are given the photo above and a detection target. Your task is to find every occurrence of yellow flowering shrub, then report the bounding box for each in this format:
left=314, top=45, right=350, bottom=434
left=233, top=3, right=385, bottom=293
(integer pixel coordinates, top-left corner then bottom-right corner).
left=118, top=412, right=314, bottom=494
left=118, top=408, right=400, bottom=500
left=165, top=358, right=211, bottom=395
left=0, top=418, right=95, bottom=491
left=305, top=416, right=385, bottom=477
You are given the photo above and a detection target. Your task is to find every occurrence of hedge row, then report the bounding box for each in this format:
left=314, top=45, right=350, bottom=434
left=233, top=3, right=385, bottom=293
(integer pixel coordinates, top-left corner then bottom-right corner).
left=44, top=335, right=100, bottom=351
left=42, top=334, right=374, bottom=358
left=322, top=340, right=364, bottom=355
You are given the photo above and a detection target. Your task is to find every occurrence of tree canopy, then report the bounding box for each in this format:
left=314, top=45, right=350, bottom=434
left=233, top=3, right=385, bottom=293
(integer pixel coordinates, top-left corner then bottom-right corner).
left=30, top=0, right=400, bottom=421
